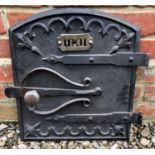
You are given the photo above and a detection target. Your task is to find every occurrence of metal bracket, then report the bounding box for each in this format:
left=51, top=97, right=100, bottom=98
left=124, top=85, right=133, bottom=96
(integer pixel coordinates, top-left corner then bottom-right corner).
left=43, top=52, right=149, bottom=66
left=5, top=86, right=102, bottom=98
left=46, top=112, right=142, bottom=125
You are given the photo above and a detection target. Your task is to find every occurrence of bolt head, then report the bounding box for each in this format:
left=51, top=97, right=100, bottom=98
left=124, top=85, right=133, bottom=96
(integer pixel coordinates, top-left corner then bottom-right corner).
left=58, top=40, right=62, bottom=46
left=129, top=57, right=134, bottom=62
left=89, top=57, right=94, bottom=63
left=89, top=40, right=93, bottom=45
left=24, top=90, right=40, bottom=107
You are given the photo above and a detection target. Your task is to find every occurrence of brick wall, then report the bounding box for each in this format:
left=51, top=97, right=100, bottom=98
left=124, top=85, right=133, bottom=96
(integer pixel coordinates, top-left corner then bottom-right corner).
left=0, top=5, right=155, bottom=121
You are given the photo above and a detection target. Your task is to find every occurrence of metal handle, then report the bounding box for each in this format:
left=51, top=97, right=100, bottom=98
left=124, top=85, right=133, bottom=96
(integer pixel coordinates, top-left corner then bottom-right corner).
left=5, top=86, right=102, bottom=97
left=5, top=86, right=102, bottom=106
left=24, top=90, right=40, bottom=106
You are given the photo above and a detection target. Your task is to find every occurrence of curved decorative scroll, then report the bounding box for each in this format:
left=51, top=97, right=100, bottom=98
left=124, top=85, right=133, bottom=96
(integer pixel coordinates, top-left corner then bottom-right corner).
left=28, top=98, right=91, bottom=115
left=48, top=17, right=67, bottom=31
left=79, top=125, right=96, bottom=136
left=97, top=126, right=114, bottom=136
left=51, top=126, right=68, bottom=136
left=103, top=24, right=122, bottom=41
left=50, top=125, right=120, bottom=137
left=28, top=23, right=49, bottom=38
left=69, top=128, right=81, bottom=136
left=37, top=129, right=51, bottom=137
left=66, top=16, right=87, bottom=31
left=15, top=32, right=42, bottom=56
left=86, top=19, right=105, bottom=36
left=22, top=67, right=91, bottom=88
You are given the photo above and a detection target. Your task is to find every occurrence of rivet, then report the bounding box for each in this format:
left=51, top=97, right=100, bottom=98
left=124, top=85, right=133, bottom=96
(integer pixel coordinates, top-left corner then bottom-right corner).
left=123, top=116, right=128, bottom=122
left=88, top=116, right=93, bottom=121
left=83, top=101, right=90, bottom=107
left=54, top=117, right=58, bottom=121
left=84, top=77, right=92, bottom=85
left=89, top=40, right=93, bottom=45
left=95, top=87, right=102, bottom=96
left=50, top=56, right=55, bottom=63
left=89, top=57, right=94, bottom=63
left=129, top=56, right=134, bottom=62
left=58, top=40, right=62, bottom=46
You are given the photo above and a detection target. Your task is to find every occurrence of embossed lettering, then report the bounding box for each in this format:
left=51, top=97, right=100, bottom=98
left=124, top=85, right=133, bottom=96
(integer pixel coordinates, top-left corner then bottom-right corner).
left=58, top=33, right=93, bottom=51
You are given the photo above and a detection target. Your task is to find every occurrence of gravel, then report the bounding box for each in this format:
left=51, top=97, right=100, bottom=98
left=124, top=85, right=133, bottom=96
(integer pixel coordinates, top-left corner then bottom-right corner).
left=0, top=122, right=155, bottom=149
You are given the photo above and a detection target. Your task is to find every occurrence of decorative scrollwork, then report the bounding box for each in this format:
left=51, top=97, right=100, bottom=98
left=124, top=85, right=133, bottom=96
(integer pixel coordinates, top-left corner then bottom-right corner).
left=80, top=125, right=96, bottom=136
left=103, top=26, right=134, bottom=54
left=22, top=67, right=91, bottom=88
left=97, top=126, right=113, bottom=136
left=24, top=122, right=126, bottom=138
left=27, top=98, right=91, bottom=115
left=24, top=122, right=41, bottom=137
left=86, top=19, right=105, bottom=36
left=68, top=127, right=81, bottom=136
left=22, top=67, right=93, bottom=116
left=66, top=16, right=87, bottom=31
left=118, top=29, right=134, bottom=49
left=15, top=16, right=134, bottom=57
left=28, top=23, right=49, bottom=38
left=15, top=32, right=42, bottom=56
left=103, top=24, right=122, bottom=40
left=48, top=17, right=67, bottom=31
left=51, top=126, right=68, bottom=136
left=109, top=32, right=134, bottom=54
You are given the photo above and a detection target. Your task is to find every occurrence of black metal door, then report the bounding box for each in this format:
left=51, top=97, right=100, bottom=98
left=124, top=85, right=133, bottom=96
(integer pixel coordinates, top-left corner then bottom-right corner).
left=5, top=8, right=149, bottom=140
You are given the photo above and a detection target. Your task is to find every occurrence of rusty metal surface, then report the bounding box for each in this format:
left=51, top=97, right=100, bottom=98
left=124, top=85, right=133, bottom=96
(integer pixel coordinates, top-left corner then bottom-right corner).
left=5, top=8, right=149, bottom=140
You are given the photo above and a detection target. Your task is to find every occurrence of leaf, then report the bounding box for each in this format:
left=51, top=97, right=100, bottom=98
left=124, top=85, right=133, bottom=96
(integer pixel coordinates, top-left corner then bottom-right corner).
left=23, top=34, right=33, bottom=48
left=31, top=46, right=42, bottom=56
left=16, top=32, right=43, bottom=56
left=120, top=42, right=132, bottom=48
left=18, top=43, right=26, bottom=48
left=16, top=33, right=24, bottom=41
left=109, top=45, right=119, bottom=54
left=122, top=32, right=134, bottom=43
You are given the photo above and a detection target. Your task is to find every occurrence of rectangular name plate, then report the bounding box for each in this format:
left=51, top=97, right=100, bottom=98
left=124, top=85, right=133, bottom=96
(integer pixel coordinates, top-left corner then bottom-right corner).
left=57, top=33, right=93, bottom=51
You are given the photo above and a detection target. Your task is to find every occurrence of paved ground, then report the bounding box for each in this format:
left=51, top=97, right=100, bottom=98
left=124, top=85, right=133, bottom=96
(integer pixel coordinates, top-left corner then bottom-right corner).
left=0, top=122, right=155, bottom=149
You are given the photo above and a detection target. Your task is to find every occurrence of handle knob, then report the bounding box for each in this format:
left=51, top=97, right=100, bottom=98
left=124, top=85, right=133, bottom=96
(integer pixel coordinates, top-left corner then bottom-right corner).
left=24, top=90, right=40, bottom=106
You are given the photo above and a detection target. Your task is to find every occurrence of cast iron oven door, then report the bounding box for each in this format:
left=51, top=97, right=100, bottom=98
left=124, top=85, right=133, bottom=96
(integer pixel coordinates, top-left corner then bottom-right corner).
left=5, top=8, right=149, bottom=140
